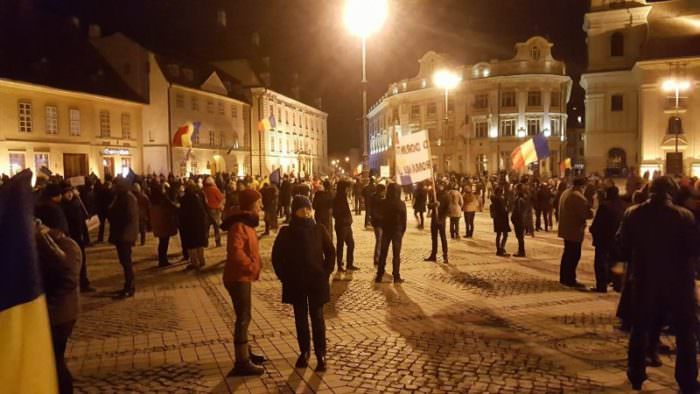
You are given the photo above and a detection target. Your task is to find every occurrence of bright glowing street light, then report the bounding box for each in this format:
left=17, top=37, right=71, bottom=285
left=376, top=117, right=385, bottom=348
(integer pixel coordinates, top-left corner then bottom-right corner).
left=344, top=0, right=388, bottom=180
left=433, top=70, right=462, bottom=91
left=662, top=78, right=691, bottom=92
left=344, top=156, right=350, bottom=162
left=344, top=0, right=388, bottom=38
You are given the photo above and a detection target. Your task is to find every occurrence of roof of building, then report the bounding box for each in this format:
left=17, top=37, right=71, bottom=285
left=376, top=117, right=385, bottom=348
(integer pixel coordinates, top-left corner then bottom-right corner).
left=0, top=13, right=144, bottom=103
left=640, top=0, right=700, bottom=60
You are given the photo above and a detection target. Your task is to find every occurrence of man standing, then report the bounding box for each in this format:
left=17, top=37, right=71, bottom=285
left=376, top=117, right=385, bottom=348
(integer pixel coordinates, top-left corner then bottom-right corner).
left=375, top=183, right=407, bottom=283
left=279, top=175, right=293, bottom=223
left=424, top=182, right=450, bottom=264
left=312, top=180, right=334, bottom=238
left=108, top=178, right=139, bottom=298
left=95, top=179, right=114, bottom=243
left=557, top=177, right=593, bottom=288
left=60, top=183, right=95, bottom=292
left=369, top=184, right=386, bottom=266
left=362, top=178, right=376, bottom=228
left=589, top=186, right=625, bottom=292
left=333, top=181, right=357, bottom=271
left=617, top=176, right=699, bottom=392
left=511, top=183, right=528, bottom=258
left=260, top=182, right=279, bottom=236
left=203, top=176, right=224, bottom=246
left=352, top=178, right=363, bottom=216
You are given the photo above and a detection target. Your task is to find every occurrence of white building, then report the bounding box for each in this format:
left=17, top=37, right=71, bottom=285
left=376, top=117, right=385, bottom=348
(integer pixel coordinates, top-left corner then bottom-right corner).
left=581, top=0, right=700, bottom=177
left=368, top=36, right=571, bottom=176
left=91, top=32, right=252, bottom=177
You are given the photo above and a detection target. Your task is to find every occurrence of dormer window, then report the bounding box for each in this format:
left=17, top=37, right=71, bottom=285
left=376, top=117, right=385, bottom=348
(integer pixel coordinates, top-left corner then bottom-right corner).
left=610, top=32, right=624, bottom=57
left=530, top=46, right=541, bottom=61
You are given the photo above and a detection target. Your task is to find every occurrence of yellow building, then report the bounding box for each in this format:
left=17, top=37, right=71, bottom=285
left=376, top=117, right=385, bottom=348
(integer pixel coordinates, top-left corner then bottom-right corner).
left=0, top=78, right=143, bottom=179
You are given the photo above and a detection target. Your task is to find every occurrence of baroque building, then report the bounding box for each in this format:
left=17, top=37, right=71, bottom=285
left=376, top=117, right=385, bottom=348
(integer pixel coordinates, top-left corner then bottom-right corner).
left=367, top=36, right=571, bottom=177
left=581, top=0, right=700, bottom=176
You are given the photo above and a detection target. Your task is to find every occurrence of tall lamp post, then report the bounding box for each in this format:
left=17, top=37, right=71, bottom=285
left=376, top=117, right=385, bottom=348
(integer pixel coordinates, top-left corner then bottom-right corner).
left=344, top=0, right=388, bottom=180
left=432, top=70, right=462, bottom=173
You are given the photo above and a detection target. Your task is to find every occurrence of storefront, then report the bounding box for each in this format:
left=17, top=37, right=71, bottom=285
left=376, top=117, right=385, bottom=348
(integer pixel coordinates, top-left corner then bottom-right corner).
left=100, top=147, right=136, bottom=178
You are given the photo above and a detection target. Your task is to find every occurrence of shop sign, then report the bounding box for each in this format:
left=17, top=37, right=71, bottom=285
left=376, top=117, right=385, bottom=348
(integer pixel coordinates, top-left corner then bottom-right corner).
left=102, top=148, right=130, bottom=155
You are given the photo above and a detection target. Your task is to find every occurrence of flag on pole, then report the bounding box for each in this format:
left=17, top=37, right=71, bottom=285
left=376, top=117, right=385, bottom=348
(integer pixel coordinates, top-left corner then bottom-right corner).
left=511, top=134, right=550, bottom=170
left=257, top=114, right=277, bottom=132
left=172, top=121, right=202, bottom=148
left=394, top=130, right=433, bottom=185
left=0, top=170, right=58, bottom=392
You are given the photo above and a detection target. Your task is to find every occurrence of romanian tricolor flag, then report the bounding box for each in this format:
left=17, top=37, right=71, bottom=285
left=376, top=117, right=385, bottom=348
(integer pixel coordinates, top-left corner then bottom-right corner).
left=257, top=114, right=276, bottom=132
left=0, top=170, right=58, bottom=393
left=172, top=121, right=202, bottom=148
left=511, top=134, right=550, bottom=170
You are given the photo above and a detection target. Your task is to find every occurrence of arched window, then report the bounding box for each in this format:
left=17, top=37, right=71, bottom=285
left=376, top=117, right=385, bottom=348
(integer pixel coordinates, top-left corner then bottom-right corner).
left=610, top=32, right=624, bottom=57
left=530, top=46, right=541, bottom=61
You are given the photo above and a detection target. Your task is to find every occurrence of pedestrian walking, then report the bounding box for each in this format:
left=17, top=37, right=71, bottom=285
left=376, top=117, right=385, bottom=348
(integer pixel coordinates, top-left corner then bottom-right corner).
left=557, top=177, right=593, bottom=288
left=333, top=181, right=358, bottom=271
left=108, top=178, right=139, bottom=298
left=272, top=196, right=335, bottom=372
left=221, top=189, right=266, bottom=376
left=179, top=181, right=209, bottom=270
left=616, top=176, right=700, bottom=392
left=490, top=186, right=511, bottom=257
left=425, top=182, right=450, bottom=264
left=447, top=185, right=463, bottom=239
left=149, top=183, right=179, bottom=267
left=203, top=176, right=224, bottom=247
left=375, top=183, right=407, bottom=283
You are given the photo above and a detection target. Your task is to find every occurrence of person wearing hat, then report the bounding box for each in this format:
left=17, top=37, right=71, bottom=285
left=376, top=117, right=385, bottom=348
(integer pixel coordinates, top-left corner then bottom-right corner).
left=60, top=182, right=95, bottom=292
left=35, top=183, right=69, bottom=235
left=557, top=177, right=594, bottom=288
left=272, top=195, right=335, bottom=371
left=617, top=176, right=700, bottom=392
left=221, top=189, right=266, bottom=376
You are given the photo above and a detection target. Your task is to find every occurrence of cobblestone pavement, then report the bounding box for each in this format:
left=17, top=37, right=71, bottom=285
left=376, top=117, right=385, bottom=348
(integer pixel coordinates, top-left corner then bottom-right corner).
left=67, top=210, right=684, bottom=393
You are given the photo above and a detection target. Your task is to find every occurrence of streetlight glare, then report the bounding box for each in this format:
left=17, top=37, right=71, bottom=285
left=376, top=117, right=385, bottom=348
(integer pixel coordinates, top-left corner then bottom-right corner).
left=662, top=78, right=691, bottom=92
left=433, top=70, right=462, bottom=90
left=344, top=0, right=388, bottom=38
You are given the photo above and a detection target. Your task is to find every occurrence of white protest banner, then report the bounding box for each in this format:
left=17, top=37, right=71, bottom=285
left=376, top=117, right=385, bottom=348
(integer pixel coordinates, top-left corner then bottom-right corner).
left=68, top=176, right=85, bottom=187
left=380, top=165, right=390, bottom=178
left=394, top=130, right=433, bottom=185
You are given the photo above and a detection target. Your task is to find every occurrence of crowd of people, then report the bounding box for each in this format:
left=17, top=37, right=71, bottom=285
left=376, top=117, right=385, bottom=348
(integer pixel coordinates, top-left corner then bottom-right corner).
left=5, top=164, right=700, bottom=392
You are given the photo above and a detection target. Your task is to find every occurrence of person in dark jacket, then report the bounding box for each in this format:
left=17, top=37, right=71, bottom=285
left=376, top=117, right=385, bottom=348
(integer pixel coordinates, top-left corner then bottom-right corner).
left=36, top=221, right=81, bottom=394
left=353, top=178, right=363, bottom=215
left=261, top=182, right=279, bottom=236
left=272, top=196, right=335, bottom=372
left=95, top=179, right=114, bottom=243
left=616, top=176, right=700, bottom=392
left=375, top=183, right=407, bottom=283
left=60, top=183, right=95, bottom=292
left=370, top=184, right=386, bottom=266
left=491, top=186, right=511, bottom=256
left=35, top=183, right=69, bottom=235
left=333, top=180, right=357, bottom=271
left=510, top=184, right=528, bottom=257
left=425, top=182, right=450, bottom=263
left=413, top=182, right=428, bottom=229
left=535, top=182, right=553, bottom=231
left=312, top=180, right=334, bottom=238
left=362, top=179, right=376, bottom=227
left=150, top=183, right=179, bottom=267
left=179, top=181, right=209, bottom=270
left=133, top=183, right=150, bottom=246
left=279, top=176, right=293, bottom=222
left=589, top=186, right=625, bottom=292
left=108, top=178, right=139, bottom=298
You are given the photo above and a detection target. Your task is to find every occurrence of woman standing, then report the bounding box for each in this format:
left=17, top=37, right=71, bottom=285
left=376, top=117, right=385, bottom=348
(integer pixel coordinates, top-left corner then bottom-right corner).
left=272, top=196, right=335, bottom=372
left=462, top=187, right=480, bottom=238
left=222, top=189, right=266, bottom=376
left=150, top=183, right=178, bottom=267
left=179, top=181, right=209, bottom=270
left=490, top=186, right=511, bottom=257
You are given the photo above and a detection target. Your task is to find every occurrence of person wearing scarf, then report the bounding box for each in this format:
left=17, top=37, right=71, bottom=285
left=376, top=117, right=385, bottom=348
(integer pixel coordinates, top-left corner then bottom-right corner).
left=221, top=189, right=267, bottom=376
left=272, top=196, right=335, bottom=372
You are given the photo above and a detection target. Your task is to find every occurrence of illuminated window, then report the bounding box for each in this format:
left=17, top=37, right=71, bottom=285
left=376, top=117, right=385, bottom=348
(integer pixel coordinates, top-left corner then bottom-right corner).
left=34, top=153, right=49, bottom=173
left=18, top=101, right=32, bottom=132
left=99, top=110, right=111, bottom=137
left=530, top=46, right=541, bottom=61
left=9, top=152, right=26, bottom=176
left=121, top=113, right=131, bottom=139
left=69, top=109, right=80, bottom=136
left=45, top=105, right=58, bottom=134
left=551, top=118, right=561, bottom=136
left=527, top=118, right=541, bottom=136
left=501, top=119, right=516, bottom=137
left=474, top=121, right=488, bottom=138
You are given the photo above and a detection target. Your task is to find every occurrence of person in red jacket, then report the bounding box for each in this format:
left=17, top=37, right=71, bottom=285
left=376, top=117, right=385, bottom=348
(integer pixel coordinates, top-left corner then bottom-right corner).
left=203, top=176, right=225, bottom=247
left=221, top=189, right=266, bottom=376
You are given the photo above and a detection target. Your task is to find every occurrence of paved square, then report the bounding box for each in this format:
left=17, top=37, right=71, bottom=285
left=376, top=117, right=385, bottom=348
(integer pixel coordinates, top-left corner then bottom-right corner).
left=67, top=212, right=682, bottom=393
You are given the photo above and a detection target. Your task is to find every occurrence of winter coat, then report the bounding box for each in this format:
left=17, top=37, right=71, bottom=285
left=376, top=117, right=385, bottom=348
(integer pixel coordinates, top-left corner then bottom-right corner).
left=369, top=191, right=385, bottom=228
left=178, top=190, right=209, bottom=249
left=490, top=195, right=511, bottom=233
left=35, top=200, right=69, bottom=235
left=333, top=182, right=353, bottom=227
left=380, top=184, right=407, bottom=234
left=589, top=197, right=626, bottom=250
left=413, top=187, right=428, bottom=212
left=558, top=188, right=593, bottom=242
left=510, top=194, right=528, bottom=230
left=536, top=186, right=553, bottom=211
left=36, top=223, right=81, bottom=325
left=616, top=196, right=700, bottom=326
left=95, top=185, right=115, bottom=218
left=222, top=213, right=261, bottom=284
left=430, top=190, right=450, bottom=224
left=108, top=190, right=139, bottom=245
left=61, top=198, right=87, bottom=242
left=134, top=190, right=150, bottom=226
left=203, top=184, right=224, bottom=211
left=150, top=197, right=178, bottom=238
left=447, top=189, right=463, bottom=218
left=261, top=185, right=279, bottom=214
left=462, top=192, right=480, bottom=213
left=280, top=180, right=292, bottom=205
left=272, top=217, right=335, bottom=306
left=312, top=190, right=333, bottom=225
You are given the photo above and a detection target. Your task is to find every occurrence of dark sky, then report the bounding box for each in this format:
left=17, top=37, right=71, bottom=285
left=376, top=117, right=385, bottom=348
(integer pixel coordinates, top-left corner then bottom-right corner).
left=32, top=0, right=589, bottom=155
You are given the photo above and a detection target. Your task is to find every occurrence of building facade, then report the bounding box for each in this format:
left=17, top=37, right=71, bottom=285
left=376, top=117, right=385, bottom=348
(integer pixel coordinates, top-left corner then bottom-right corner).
left=368, top=36, right=571, bottom=177
left=249, top=87, right=328, bottom=177
left=0, top=78, right=143, bottom=179
left=581, top=0, right=700, bottom=177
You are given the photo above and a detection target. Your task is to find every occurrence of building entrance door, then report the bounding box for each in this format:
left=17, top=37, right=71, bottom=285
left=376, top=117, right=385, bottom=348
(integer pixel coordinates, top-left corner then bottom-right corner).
left=103, top=157, right=115, bottom=178
left=63, top=153, right=88, bottom=178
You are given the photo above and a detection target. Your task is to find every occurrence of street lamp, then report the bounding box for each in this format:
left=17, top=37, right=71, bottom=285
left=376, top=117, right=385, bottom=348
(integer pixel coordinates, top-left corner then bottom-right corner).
left=344, top=0, right=388, bottom=180
left=662, top=78, right=691, bottom=154
left=433, top=69, right=462, bottom=172
left=345, top=156, right=350, bottom=162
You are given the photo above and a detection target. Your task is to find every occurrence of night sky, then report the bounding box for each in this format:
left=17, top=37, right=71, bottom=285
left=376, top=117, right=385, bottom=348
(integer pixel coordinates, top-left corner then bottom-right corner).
left=28, top=0, right=589, bottom=155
